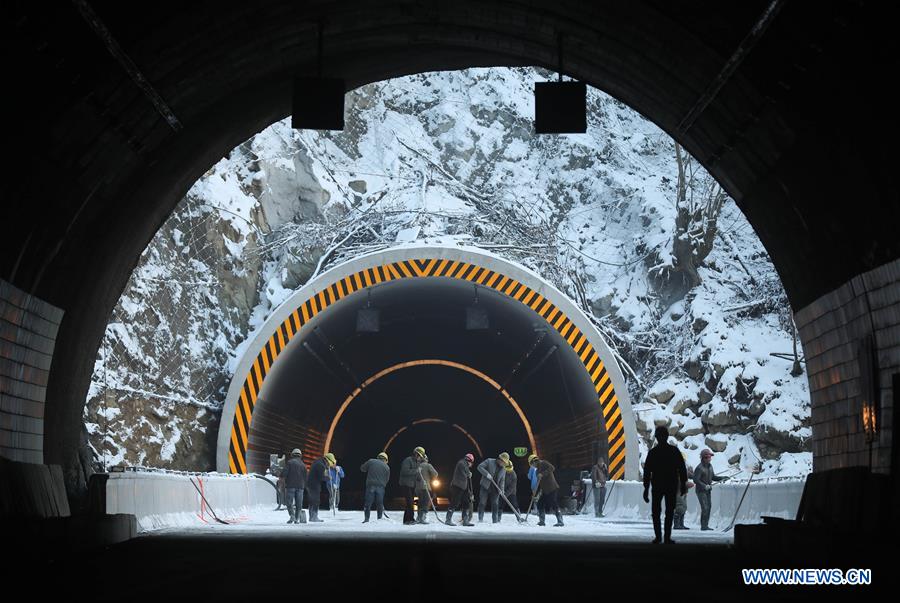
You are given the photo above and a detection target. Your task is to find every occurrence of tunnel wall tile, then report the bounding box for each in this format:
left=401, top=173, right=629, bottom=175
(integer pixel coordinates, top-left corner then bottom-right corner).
left=246, top=404, right=325, bottom=472
left=0, top=279, right=63, bottom=465
left=534, top=407, right=602, bottom=470
left=796, top=258, right=899, bottom=477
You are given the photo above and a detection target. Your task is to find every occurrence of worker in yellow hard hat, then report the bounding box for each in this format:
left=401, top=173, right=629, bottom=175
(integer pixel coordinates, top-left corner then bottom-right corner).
left=476, top=452, right=510, bottom=523
left=306, top=453, right=336, bottom=522
left=399, top=446, right=427, bottom=525
left=326, top=454, right=344, bottom=511
left=498, top=460, right=521, bottom=522
left=360, top=452, right=391, bottom=523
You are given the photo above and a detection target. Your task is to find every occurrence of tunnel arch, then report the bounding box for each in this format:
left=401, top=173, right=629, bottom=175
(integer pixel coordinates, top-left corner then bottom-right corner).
left=323, top=359, right=537, bottom=455
left=383, top=419, right=484, bottom=459
left=217, top=245, right=638, bottom=479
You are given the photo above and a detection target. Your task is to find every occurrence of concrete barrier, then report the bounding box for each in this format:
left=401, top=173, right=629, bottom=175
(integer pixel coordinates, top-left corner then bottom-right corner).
left=584, top=477, right=805, bottom=528
left=105, top=471, right=275, bottom=531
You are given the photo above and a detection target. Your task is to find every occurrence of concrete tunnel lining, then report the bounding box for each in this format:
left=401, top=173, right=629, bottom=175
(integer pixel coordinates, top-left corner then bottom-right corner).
left=217, top=245, right=638, bottom=480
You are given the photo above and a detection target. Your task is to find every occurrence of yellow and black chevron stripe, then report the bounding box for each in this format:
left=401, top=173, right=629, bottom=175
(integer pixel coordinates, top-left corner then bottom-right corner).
left=228, top=259, right=627, bottom=479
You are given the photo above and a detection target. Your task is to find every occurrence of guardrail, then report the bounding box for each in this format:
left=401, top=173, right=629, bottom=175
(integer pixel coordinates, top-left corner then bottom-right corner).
left=105, top=471, right=275, bottom=531
left=584, top=478, right=806, bottom=528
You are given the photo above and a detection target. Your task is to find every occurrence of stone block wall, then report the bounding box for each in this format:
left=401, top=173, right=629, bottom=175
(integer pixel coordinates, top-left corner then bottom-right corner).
left=0, top=280, right=64, bottom=463
left=795, top=259, right=899, bottom=474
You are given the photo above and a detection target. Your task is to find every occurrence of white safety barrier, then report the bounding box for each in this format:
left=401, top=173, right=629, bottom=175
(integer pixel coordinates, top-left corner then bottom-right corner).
left=582, top=478, right=805, bottom=528
left=105, top=471, right=276, bottom=532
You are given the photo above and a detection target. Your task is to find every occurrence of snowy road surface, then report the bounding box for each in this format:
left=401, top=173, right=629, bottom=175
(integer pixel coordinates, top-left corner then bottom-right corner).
left=145, top=508, right=734, bottom=545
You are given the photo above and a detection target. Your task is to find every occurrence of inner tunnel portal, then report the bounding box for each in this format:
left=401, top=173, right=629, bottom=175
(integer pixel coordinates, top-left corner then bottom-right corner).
left=240, top=262, right=619, bottom=506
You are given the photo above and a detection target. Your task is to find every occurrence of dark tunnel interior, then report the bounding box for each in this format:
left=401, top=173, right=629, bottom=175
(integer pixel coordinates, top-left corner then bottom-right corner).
left=250, top=276, right=606, bottom=507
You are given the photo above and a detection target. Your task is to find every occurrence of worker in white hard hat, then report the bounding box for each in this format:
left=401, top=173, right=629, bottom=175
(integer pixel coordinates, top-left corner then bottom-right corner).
left=693, top=448, right=726, bottom=530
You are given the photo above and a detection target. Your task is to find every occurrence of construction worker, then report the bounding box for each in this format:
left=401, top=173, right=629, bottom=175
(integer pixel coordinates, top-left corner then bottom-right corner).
left=525, top=454, right=540, bottom=517
left=591, top=457, right=609, bottom=517
left=674, top=460, right=694, bottom=530
left=643, top=426, right=688, bottom=544
left=527, top=455, right=539, bottom=489
left=446, top=453, right=475, bottom=526
left=283, top=448, right=307, bottom=524
left=329, top=463, right=345, bottom=510
left=693, top=448, right=726, bottom=530
left=528, top=454, right=564, bottom=526
left=269, top=452, right=286, bottom=511
left=360, top=452, right=390, bottom=522
left=570, top=479, right=584, bottom=513
left=414, top=453, right=438, bottom=524
left=477, top=452, right=509, bottom=523
left=498, top=460, right=520, bottom=521
left=306, top=452, right=336, bottom=522
left=399, top=446, right=426, bottom=525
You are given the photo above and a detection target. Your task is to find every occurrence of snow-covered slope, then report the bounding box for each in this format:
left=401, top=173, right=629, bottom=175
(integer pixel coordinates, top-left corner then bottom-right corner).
left=83, top=68, right=810, bottom=479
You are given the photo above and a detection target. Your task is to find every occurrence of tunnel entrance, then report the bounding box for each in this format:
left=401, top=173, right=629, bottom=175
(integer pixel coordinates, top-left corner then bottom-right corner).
left=218, top=248, right=638, bottom=489
left=251, top=272, right=604, bottom=508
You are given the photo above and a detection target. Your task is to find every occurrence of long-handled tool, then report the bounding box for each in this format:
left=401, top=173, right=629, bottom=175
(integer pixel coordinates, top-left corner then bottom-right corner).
left=463, top=475, right=475, bottom=525
left=602, top=478, right=618, bottom=512
left=417, top=466, right=446, bottom=525
left=525, top=488, right=542, bottom=522
left=483, top=471, right=525, bottom=523
left=722, top=466, right=759, bottom=532
left=252, top=474, right=282, bottom=511
left=189, top=477, right=230, bottom=525
left=328, top=481, right=337, bottom=516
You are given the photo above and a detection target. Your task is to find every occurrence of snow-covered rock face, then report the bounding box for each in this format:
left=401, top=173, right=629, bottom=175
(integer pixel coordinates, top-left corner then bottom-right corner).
left=83, top=67, right=810, bottom=479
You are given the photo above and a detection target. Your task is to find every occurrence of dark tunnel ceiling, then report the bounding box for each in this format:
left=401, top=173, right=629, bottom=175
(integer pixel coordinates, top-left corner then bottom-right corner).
left=254, top=277, right=600, bottom=467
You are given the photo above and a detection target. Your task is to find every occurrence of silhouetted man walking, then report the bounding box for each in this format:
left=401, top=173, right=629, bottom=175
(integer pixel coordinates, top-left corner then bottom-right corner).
left=643, top=426, right=687, bottom=544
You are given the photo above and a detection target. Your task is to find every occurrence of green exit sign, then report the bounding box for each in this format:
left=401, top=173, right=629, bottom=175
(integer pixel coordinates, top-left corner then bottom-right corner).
left=514, top=447, right=528, bottom=457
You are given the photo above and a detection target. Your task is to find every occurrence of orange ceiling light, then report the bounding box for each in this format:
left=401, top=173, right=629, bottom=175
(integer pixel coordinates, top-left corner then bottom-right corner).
left=324, top=359, right=536, bottom=455
left=382, top=418, right=484, bottom=458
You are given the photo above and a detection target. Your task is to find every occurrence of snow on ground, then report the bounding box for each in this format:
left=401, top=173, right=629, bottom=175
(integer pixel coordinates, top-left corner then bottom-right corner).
left=144, top=509, right=734, bottom=545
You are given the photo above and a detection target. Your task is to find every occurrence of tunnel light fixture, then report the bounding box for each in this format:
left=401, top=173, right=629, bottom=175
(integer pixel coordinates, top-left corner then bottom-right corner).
left=858, top=334, right=879, bottom=470
left=534, top=81, right=587, bottom=134
left=534, top=33, right=586, bottom=134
